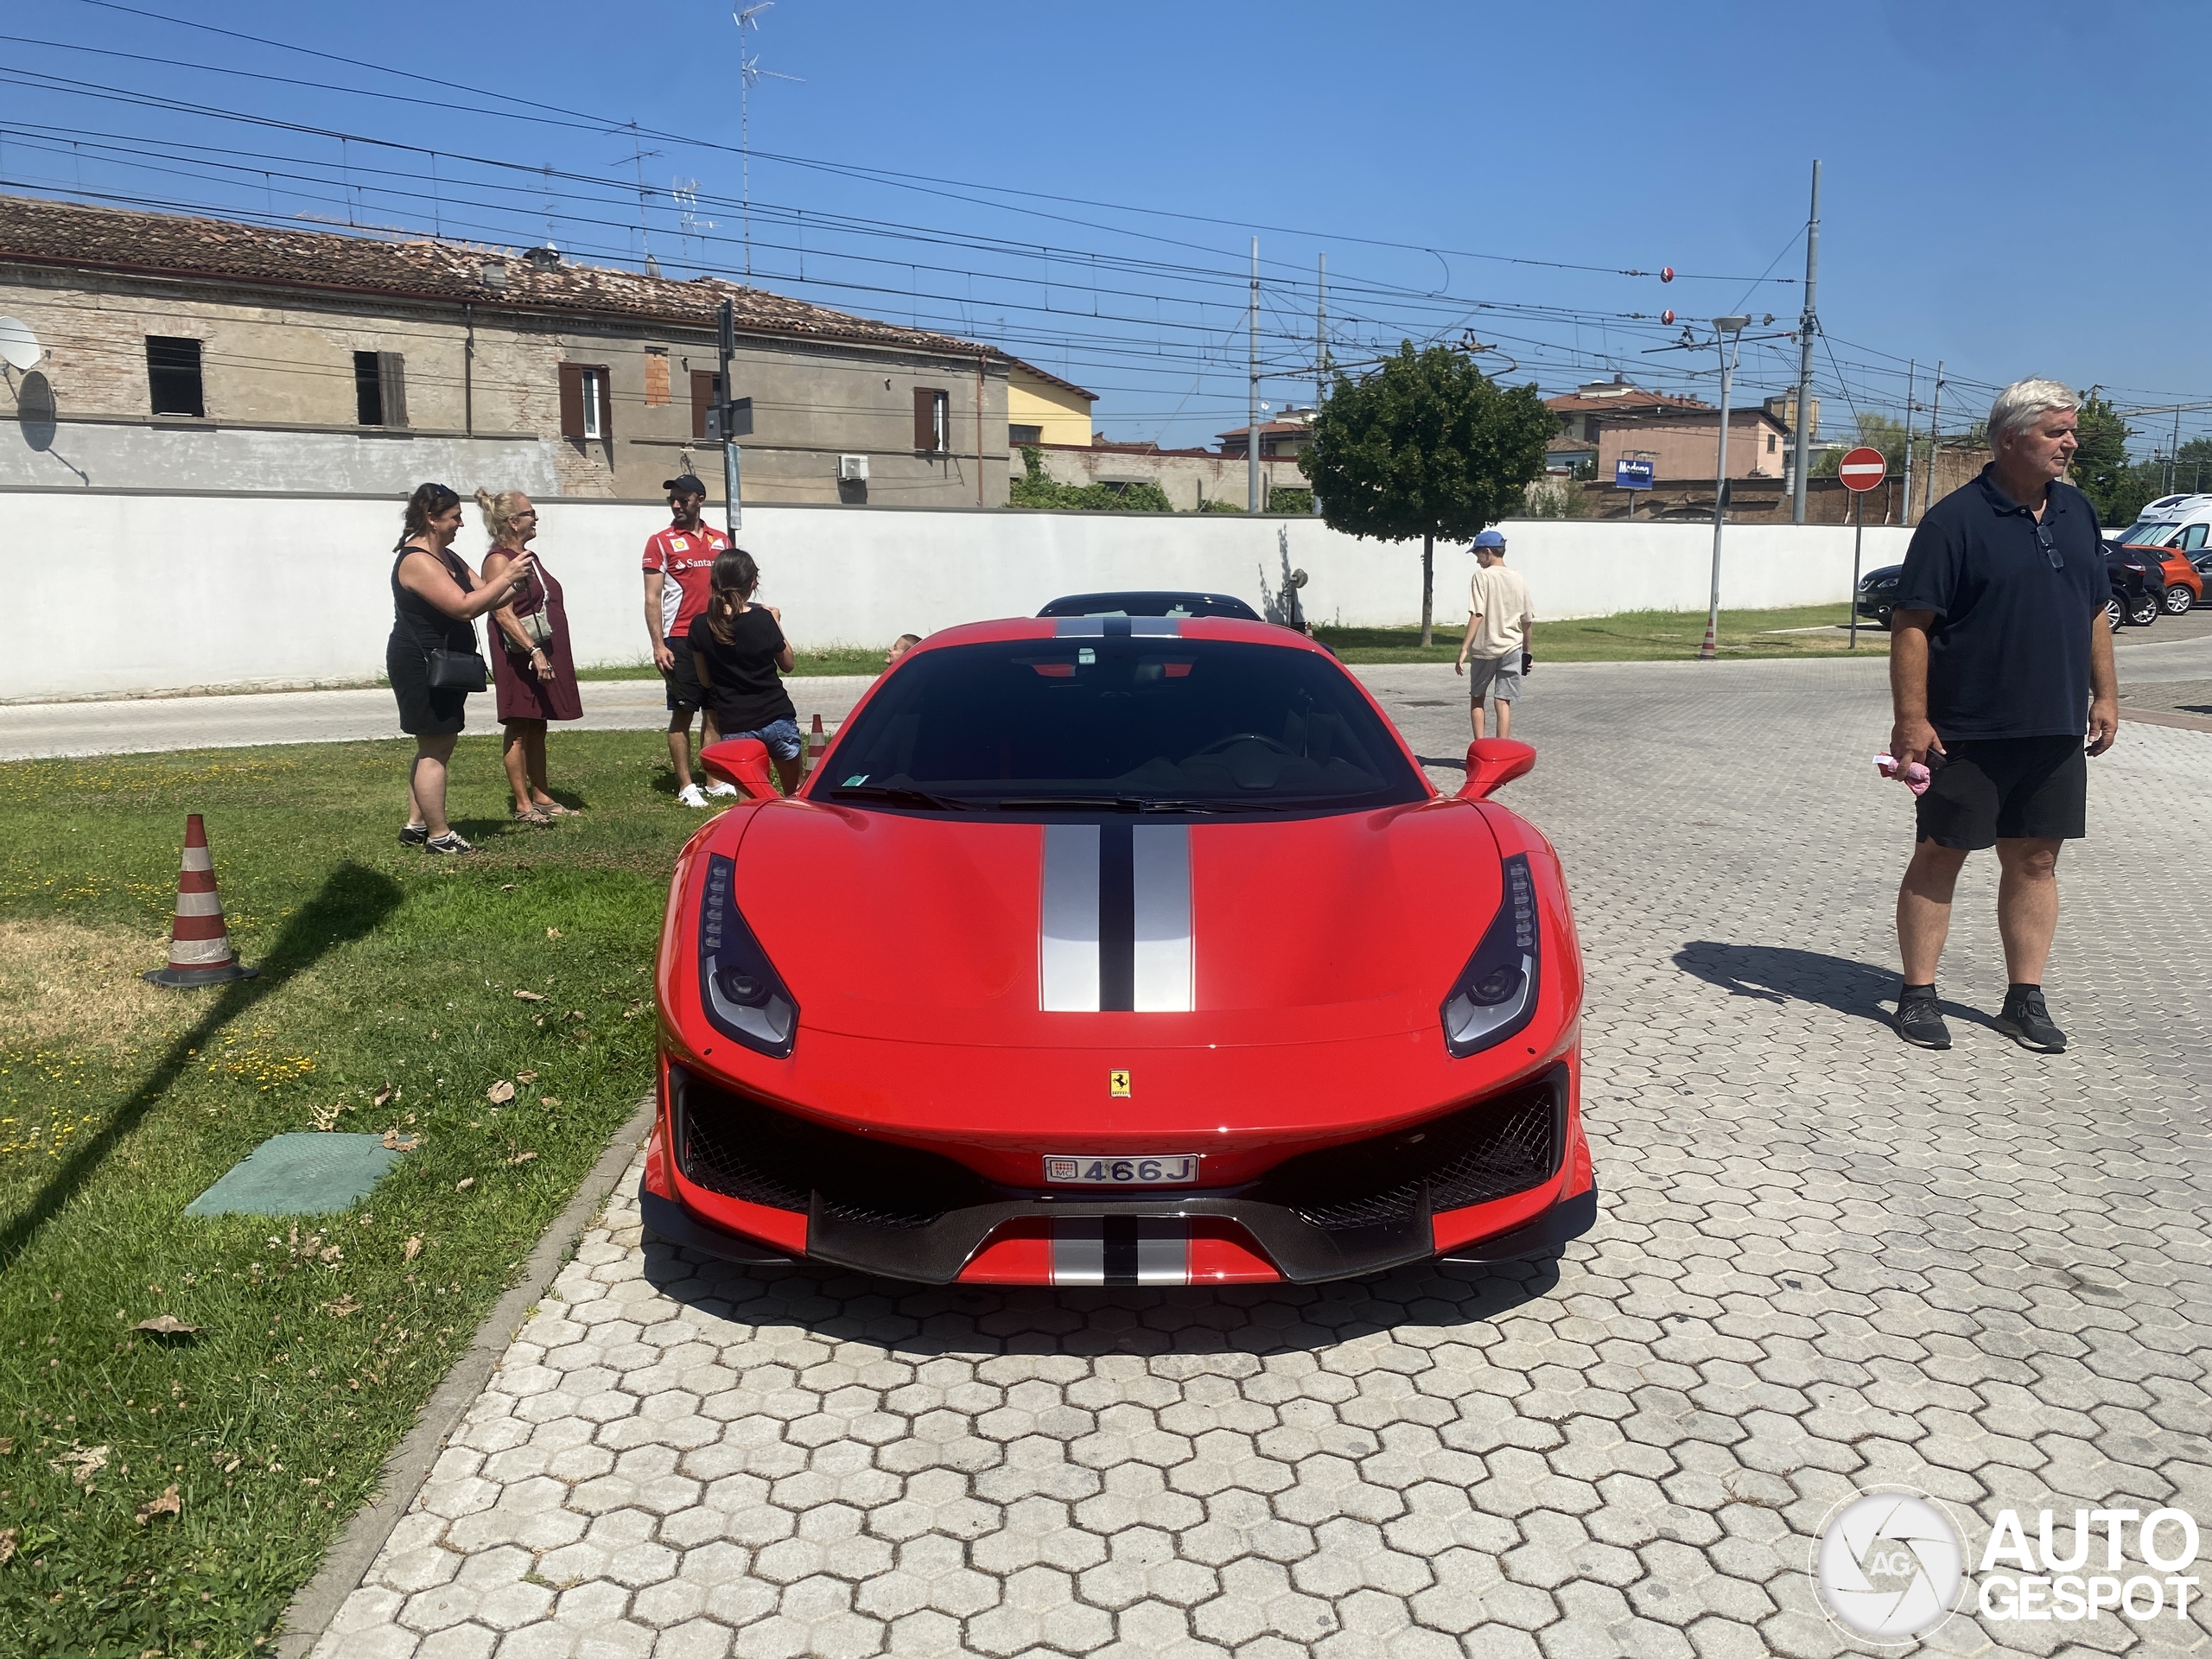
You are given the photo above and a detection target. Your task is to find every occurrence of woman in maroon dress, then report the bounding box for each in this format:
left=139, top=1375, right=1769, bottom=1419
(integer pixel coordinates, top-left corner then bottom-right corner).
left=478, top=489, right=583, bottom=824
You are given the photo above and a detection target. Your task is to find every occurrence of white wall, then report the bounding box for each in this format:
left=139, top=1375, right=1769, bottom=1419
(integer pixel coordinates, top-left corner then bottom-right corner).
left=0, top=490, right=1911, bottom=702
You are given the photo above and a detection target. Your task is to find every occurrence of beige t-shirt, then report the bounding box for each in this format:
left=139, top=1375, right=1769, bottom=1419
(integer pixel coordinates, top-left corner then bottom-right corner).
left=1467, top=563, right=1535, bottom=658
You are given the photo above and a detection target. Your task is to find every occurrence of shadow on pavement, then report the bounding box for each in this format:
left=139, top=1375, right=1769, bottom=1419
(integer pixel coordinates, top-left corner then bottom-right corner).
left=0, top=861, right=402, bottom=1271
left=637, top=1237, right=1568, bottom=1357
left=1672, top=939, right=1916, bottom=1029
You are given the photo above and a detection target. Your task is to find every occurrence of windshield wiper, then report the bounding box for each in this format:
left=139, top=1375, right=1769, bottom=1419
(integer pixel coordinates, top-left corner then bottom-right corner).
left=828, top=784, right=971, bottom=810
left=992, top=795, right=1295, bottom=814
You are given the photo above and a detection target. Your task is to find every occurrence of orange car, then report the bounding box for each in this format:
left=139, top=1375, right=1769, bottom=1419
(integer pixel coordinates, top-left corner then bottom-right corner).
left=2119, top=527, right=2205, bottom=613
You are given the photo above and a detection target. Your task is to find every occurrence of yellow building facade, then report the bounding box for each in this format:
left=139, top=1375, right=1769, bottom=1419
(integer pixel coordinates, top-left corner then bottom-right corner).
left=1007, top=359, right=1096, bottom=448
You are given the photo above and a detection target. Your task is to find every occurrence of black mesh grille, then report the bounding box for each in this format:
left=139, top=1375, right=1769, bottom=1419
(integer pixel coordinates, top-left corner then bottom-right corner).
left=677, top=1071, right=995, bottom=1227
left=1254, top=1073, right=1560, bottom=1233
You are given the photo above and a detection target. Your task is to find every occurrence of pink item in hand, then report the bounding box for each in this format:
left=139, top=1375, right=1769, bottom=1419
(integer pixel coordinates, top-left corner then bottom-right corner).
left=1874, top=753, right=1932, bottom=796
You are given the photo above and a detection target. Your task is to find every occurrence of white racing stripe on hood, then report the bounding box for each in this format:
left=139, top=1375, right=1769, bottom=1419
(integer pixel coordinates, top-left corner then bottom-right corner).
left=1039, top=821, right=1194, bottom=1013
left=1131, top=824, right=1192, bottom=1012
left=1039, top=823, right=1102, bottom=1012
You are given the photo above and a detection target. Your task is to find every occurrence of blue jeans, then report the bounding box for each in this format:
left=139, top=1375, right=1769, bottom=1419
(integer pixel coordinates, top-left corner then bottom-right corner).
left=723, top=715, right=802, bottom=761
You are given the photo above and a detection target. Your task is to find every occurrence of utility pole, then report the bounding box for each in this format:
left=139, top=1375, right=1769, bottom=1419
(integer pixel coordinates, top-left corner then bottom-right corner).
left=1899, top=359, right=1917, bottom=526
left=1249, top=237, right=1262, bottom=514
left=1922, top=362, right=1943, bottom=518
left=2171, top=407, right=2183, bottom=494
left=1790, top=160, right=1821, bottom=524
left=1702, top=318, right=1751, bottom=660
left=717, top=300, right=741, bottom=537
left=1313, top=251, right=1326, bottom=516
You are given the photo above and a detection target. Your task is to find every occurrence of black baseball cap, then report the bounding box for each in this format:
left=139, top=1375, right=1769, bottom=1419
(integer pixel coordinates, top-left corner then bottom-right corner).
left=663, top=474, right=707, bottom=497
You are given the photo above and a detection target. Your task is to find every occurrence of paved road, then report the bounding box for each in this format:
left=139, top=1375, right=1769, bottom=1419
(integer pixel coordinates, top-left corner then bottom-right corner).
left=308, top=655, right=2212, bottom=1659
left=0, top=678, right=876, bottom=762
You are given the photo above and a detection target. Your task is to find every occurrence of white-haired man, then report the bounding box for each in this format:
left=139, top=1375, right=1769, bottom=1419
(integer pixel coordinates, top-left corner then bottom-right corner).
left=1886, top=378, right=2118, bottom=1053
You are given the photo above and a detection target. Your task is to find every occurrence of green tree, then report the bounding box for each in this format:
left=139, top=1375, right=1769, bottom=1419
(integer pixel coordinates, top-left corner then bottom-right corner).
left=1298, top=342, right=1554, bottom=644
left=2070, top=393, right=2154, bottom=526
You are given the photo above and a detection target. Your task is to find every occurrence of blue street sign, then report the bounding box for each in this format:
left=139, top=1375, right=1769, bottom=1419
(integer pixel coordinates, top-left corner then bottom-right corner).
left=1615, top=458, right=1655, bottom=490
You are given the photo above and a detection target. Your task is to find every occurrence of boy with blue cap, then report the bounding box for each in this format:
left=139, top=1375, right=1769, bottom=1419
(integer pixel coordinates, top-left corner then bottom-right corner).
left=1454, top=529, right=1535, bottom=739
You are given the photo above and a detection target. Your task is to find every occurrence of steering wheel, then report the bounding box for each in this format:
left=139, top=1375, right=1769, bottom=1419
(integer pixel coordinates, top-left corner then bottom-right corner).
left=1191, top=732, right=1295, bottom=758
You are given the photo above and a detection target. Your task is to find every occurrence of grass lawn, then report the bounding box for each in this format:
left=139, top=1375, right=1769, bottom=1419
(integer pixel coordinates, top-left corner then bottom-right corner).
left=0, top=732, right=704, bottom=1656
left=1318, top=602, right=1890, bottom=664
left=574, top=645, right=887, bottom=681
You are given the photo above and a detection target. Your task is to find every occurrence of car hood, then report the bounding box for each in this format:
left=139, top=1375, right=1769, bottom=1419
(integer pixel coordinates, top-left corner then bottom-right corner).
left=716, top=798, right=1505, bottom=1048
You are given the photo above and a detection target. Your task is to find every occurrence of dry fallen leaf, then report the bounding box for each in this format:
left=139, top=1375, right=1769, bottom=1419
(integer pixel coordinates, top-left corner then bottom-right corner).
left=382, top=1130, right=421, bottom=1153
left=512, top=989, right=545, bottom=1003
left=310, top=1102, right=343, bottom=1132
left=540, top=1096, right=560, bottom=1108
left=499, top=882, right=517, bottom=891
left=324, top=1296, right=361, bottom=1319
left=454, top=1177, right=476, bottom=1193
left=515, top=1071, right=539, bottom=1084
left=372, top=1084, right=394, bottom=1108
left=402, top=1236, right=423, bottom=1262
left=136, top=1484, right=182, bottom=1526
left=0, top=1436, right=12, bottom=1455
left=567, top=1010, right=587, bottom=1021
left=135, top=1314, right=201, bottom=1337
left=507, top=1150, right=538, bottom=1166
left=0, top=1528, right=14, bottom=1564
left=486, top=1080, right=516, bottom=1104
left=50, top=1445, right=110, bottom=1485
left=545, top=927, right=563, bottom=938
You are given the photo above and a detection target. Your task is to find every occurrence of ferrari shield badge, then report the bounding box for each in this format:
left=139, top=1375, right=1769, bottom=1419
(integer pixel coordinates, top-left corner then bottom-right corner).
left=1109, top=1069, right=1132, bottom=1097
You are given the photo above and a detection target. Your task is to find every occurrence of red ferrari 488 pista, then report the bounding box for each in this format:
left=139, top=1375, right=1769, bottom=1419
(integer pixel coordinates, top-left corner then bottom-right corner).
left=643, top=613, right=1595, bottom=1286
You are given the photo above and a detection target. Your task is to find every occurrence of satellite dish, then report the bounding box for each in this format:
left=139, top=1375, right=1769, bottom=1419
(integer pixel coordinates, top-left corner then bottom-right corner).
left=0, top=317, right=41, bottom=372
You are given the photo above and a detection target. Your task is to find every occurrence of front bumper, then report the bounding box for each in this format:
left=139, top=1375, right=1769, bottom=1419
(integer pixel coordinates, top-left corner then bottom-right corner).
left=645, top=1061, right=1592, bottom=1284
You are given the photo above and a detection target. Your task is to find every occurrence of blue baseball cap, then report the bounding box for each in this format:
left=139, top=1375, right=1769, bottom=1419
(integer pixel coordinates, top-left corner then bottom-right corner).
left=1471, top=529, right=1506, bottom=550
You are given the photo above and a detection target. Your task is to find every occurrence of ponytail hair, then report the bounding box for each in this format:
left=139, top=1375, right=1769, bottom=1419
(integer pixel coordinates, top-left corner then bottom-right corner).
left=397, top=481, right=461, bottom=551
left=704, top=547, right=761, bottom=647
left=474, top=486, right=531, bottom=546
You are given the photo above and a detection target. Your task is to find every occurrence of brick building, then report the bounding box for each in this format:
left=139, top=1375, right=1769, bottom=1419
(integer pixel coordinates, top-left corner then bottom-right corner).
left=0, top=194, right=1012, bottom=504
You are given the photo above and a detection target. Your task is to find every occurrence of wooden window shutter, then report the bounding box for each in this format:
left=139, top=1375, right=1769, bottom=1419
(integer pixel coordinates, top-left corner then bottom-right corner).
left=914, top=387, right=935, bottom=451
left=378, top=353, right=408, bottom=428
left=558, top=364, right=585, bottom=439
left=691, top=370, right=721, bottom=441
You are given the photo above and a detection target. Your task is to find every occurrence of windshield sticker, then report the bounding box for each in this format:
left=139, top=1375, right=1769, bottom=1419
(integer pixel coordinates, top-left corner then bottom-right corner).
left=843, top=774, right=868, bottom=785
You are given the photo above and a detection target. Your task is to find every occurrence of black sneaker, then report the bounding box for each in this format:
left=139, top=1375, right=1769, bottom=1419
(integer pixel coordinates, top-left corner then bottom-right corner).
left=398, top=822, right=429, bottom=848
left=1995, top=989, right=2066, bottom=1053
left=1894, top=989, right=1950, bottom=1050
left=423, top=830, right=480, bottom=855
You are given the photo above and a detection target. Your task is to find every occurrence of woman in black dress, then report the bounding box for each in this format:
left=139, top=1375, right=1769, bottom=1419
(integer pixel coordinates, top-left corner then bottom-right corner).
left=387, top=482, right=533, bottom=854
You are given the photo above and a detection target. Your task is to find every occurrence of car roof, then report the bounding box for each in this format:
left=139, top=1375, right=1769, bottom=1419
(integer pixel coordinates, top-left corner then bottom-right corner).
left=908, top=614, right=1335, bottom=657
left=1036, top=589, right=1262, bottom=621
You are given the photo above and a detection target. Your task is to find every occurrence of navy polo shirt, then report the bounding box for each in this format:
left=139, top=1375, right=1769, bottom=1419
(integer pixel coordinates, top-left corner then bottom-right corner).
left=1893, top=466, right=2104, bottom=741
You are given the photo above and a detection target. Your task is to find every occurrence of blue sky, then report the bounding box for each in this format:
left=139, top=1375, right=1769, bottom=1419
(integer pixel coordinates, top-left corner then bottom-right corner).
left=7, top=0, right=2208, bottom=454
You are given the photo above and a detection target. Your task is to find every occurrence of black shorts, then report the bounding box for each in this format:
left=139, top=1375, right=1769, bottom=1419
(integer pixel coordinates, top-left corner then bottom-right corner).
left=1916, top=735, right=2087, bottom=849
left=664, top=634, right=704, bottom=713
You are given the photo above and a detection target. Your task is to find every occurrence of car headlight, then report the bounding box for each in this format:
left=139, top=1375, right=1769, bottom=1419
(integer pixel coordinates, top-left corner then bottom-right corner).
left=698, top=853, right=798, bottom=1058
left=1442, top=853, right=1540, bottom=1058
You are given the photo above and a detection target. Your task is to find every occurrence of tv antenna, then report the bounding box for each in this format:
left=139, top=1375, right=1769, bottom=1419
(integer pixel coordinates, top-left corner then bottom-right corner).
left=671, top=177, right=715, bottom=273
left=734, top=2, right=804, bottom=279
left=611, top=120, right=665, bottom=273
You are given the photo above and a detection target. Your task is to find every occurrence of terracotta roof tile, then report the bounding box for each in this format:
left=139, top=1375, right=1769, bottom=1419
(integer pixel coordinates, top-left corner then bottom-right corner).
left=0, top=192, right=1001, bottom=359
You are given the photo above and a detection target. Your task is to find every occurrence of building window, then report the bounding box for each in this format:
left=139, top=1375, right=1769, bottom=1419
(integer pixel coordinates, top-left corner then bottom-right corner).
left=691, top=370, right=721, bottom=441
left=558, top=364, right=612, bottom=441
left=914, top=387, right=949, bottom=453
left=146, top=336, right=204, bottom=416
left=353, top=351, right=408, bottom=427
left=1766, top=431, right=1776, bottom=454
left=1009, top=423, right=1043, bottom=447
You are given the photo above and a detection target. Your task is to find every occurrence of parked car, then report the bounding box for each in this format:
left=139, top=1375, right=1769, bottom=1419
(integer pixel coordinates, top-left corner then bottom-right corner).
left=1857, top=554, right=2159, bottom=632
left=2111, top=529, right=2204, bottom=613
left=1038, top=590, right=1262, bottom=621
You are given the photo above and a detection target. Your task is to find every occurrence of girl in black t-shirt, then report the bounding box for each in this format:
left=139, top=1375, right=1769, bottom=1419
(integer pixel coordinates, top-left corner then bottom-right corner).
left=687, top=548, right=802, bottom=793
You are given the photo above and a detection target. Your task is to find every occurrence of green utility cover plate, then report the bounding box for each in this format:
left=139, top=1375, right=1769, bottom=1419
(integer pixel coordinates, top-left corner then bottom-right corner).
left=185, top=1132, right=403, bottom=1217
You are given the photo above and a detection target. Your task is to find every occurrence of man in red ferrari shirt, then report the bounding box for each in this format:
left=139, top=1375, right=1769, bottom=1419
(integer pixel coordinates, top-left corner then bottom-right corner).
left=642, top=475, right=730, bottom=807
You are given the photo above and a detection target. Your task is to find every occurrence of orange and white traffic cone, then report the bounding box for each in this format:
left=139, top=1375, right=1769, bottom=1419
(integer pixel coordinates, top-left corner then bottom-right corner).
left=143, top=814, right=257, bottom=988
left=803, top=713, right=827, bottom=779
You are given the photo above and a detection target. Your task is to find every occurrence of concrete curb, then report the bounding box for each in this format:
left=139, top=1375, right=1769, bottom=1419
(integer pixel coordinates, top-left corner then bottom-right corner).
left=273, top=1095, right=657, bottom=1658
left=2120, top=703, right=2212, bottom=734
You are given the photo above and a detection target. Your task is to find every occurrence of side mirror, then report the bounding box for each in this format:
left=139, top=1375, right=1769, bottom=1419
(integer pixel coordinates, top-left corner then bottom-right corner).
left=700, top=738, right=778, bottom=802
left=1456, top=739, right=1535, bottom=801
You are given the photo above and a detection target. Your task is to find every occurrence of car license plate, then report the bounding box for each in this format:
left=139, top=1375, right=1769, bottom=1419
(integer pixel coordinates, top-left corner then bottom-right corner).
left=1044, top=1154, right=1199, bottom=1185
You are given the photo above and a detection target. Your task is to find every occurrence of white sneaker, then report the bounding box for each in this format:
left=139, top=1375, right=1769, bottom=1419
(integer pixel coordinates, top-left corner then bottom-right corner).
left=702, top=779, right=739, bottom=798
left=677, top=784, right=709, bottom=809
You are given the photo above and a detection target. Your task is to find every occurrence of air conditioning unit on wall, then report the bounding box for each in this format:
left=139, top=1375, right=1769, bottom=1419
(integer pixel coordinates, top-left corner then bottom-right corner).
left=837, top=454, right=869, bottom=482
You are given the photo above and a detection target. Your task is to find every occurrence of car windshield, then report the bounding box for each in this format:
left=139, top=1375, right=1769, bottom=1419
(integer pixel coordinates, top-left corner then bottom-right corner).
left=2119, top=521, right=2181, bottom=547
left=1038, top=591, right=1262, bottom=620
left=815, top=637, right=1424, bottom=813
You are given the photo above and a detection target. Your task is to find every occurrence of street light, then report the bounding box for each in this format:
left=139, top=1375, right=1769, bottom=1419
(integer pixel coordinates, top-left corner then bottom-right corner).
left=1700, top=317, right=1752, bottom=661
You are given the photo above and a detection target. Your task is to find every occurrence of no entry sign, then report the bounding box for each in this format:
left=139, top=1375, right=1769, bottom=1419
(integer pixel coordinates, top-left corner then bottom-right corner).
left=1839, top=446, right=1887, bottom=493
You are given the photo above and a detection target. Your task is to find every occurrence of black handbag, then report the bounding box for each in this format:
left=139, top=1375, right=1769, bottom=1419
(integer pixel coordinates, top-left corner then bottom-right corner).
left=426, top=647, right=488, bottom=692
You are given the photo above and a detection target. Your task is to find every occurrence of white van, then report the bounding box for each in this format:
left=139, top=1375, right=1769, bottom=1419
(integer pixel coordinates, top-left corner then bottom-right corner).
left=2116, top=493, right=2212, bottom=553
